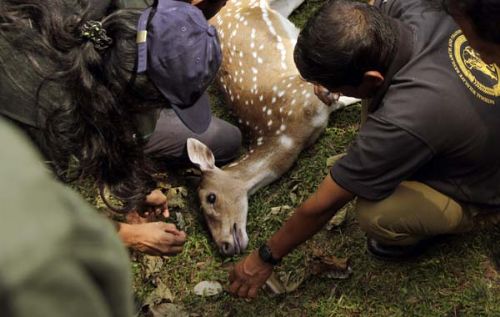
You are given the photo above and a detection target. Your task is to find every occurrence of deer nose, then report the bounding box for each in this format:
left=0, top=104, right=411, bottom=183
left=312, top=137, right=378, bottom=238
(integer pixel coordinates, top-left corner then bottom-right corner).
left=220, top=241, right=235, bottom=256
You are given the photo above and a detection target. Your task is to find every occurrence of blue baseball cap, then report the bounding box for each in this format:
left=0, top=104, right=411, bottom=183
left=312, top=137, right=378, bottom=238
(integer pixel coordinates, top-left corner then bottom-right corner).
left=136, top=0, right=222, bottom=134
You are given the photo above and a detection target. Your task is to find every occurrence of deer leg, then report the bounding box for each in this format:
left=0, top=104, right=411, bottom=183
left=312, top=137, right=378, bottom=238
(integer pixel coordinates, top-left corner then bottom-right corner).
left=269, top=0, right=305, bottom=18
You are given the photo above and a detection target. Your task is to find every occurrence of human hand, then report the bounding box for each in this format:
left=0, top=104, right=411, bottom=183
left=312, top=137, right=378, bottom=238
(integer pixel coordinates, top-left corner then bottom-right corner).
left=191, top=0, right=228, bottom=19
left=118, top=222, right=187, bottom=256
left=228, top=250, right=273, bottom=299
left=314, top=84, right=340, bottom=106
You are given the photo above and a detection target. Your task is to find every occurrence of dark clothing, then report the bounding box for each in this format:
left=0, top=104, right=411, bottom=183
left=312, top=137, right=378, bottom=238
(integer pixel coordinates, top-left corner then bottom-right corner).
left=332, top=0, right=500, bottom=210
left=0, top=118, right=134, bottom=317
left=0, top=0, right=241, bottom=164
left=145, top=107, right=242, bottom=164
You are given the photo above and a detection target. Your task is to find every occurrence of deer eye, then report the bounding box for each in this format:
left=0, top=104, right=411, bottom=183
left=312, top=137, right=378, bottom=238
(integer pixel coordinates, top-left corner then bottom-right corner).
left=207, top=193, right=217, bottom=204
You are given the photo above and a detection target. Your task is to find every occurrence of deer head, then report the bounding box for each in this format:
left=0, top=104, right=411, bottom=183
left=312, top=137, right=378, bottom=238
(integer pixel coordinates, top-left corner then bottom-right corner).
left=187, top=138, right=249, bottom=256
left=186, top=0, right=359, bottom=256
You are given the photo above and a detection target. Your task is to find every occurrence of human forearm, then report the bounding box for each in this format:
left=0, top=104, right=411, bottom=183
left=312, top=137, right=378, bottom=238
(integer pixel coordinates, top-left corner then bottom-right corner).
left=268, top=174, right=354, bottom=259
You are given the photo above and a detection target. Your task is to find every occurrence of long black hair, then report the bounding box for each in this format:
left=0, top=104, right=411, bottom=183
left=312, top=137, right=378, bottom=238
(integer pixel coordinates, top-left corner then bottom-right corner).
left=0, top=0, right=166, bottom=210
left=294, top=0, right=397, bottom=89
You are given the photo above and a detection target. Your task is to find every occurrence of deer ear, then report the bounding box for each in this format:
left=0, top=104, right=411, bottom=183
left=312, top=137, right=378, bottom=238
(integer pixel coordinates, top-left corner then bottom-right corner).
left=187, top=138, right=216, bottom=172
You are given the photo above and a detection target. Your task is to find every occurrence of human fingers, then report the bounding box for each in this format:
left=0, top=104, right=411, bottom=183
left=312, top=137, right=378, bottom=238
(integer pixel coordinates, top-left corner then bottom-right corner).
left=146, top=189, right=167, bottom=206
left=248, top=286, right=259, bottom=299
left=237, top=283, right=250, bottom=298
left=156, top=222, right=181, bottom=234
left=229, top=279, right=242, bottom=296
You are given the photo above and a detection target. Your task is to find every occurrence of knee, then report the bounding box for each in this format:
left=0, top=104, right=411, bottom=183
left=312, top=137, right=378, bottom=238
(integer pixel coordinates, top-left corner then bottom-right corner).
left=207, top=120, right=242, bottom=164
left=356, top=198, right=386, bottom=236
left=356, top=198, right=404, bottom=243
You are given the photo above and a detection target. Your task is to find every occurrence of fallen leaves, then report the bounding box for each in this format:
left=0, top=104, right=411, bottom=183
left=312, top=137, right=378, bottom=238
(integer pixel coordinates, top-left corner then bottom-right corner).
left=264, top=249, right=352, bottom=295
left=166, top=186, right=188, bottom=209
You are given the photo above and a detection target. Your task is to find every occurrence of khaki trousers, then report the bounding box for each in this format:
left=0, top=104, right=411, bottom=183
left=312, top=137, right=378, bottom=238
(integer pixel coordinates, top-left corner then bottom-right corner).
left=356, top=181, right=500, bottom=246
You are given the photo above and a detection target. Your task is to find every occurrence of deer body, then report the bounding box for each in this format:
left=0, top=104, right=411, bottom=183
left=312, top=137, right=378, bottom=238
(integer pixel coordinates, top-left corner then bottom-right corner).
left=187, top=0, right=359, bottom=256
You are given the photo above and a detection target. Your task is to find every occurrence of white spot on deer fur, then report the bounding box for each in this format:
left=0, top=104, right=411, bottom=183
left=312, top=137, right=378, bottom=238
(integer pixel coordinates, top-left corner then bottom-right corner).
left=267, top=120, right=273, bottom=127
left=288, top=110, right=293, bottom=116
left=252, top=52, right=257, bottom=58
left=275, top=130, right=281, bottom=135
left=251, top=67, right=258, bottom=74
left=277, top=91, right=285, bottom=97
left=311, top=106, right=329, bottom=127
left=262, top=106, right=267, bottom=111
left=239, top=61, right=243, bottom=67
left=259, top=95, right=264, bottom=101
left=253, top=76, right=257, bottom=82
left=302, top=90, right=307, bottom=95
left=228, top=162, right=239, bottom=168
left=250, top=42, right=255, bottom=49
left=239, top=51, right=244, bottom=58
left=267, top=109, right=272, bottom=115
left=228, top=57, right=232, bottom=63
left=291, top=99, right=296, bottom=105
left=259, top=44, right=264, bottom=50
left=245, top=100, right=248, bottom=105
left=272, top=97, right=277, bottom=103
left=237, top=94, right=240, bottom=100
left=243, top=20, right=248, bottom=26
left=272, top=85, right=278, bottom=92
left=292, top=89, right=297, bottom=93
left=228, top=22, right=232, bottom=29
left=280, top=135, right=294, bottom=149
left=280, top=124, right=286, bottom=131
left=258, top=57, right=263, bottom=64
left=241, top=70, right=245, bottom=74
left=238, top=118, right=243, bottom=124
left=239, top=78, right=243, bottom=83
left=305, top=93, right=312, bottom=99
left=287, top=83, right=292, bottom=88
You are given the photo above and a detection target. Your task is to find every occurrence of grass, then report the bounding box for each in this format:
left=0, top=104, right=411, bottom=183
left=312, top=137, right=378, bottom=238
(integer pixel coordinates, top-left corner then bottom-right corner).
left=78, top=1, right=500, bottom=316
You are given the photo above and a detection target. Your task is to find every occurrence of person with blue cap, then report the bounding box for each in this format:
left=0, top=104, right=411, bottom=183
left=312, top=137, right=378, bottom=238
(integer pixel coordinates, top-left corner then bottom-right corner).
left=0, top=0, right=239, bottom=256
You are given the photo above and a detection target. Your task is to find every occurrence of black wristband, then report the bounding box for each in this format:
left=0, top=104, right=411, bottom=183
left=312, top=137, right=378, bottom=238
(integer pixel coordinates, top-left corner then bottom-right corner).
left=258, top=244, right=281, bottom=266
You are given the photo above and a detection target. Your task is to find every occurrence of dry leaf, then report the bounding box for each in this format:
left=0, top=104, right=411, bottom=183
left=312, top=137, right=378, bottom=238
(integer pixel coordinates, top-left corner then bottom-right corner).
left=270, top=205, right=293, bottom=215
left=326, top=153, right=346, bottom=167
left=264, top=272, right=287, bottom=294
left=148, top=303, right=188, bottom=317
left=166, top=187, right=188, bottom=209
left=142, top=279, right=175, bottom=314
left=193, top=281, right=223, bottom=296
left=310, top=255, right=352, bottom=280
left=175, top=211, right=186, bottom=230
left=326, top=208, right=348, bottom=230
left=143, top=255, right=164, bottom=279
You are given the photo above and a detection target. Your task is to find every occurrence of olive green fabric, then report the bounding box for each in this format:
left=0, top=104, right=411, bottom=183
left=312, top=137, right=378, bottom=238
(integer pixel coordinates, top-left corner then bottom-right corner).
left=356, top=181, right=500, bottom=246
left=0, top=118, right=134, bottom=317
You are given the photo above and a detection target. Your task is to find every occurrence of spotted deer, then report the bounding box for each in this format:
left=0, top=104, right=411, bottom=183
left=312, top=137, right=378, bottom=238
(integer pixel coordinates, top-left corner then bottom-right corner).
left=187, top=0, right=359, bottom=256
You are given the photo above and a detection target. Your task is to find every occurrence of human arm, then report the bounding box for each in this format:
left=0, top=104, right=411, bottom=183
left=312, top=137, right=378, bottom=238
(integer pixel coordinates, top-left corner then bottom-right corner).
left=117, top=189, right=187, bottom=256
left=228, top=174, right=355, bottom=298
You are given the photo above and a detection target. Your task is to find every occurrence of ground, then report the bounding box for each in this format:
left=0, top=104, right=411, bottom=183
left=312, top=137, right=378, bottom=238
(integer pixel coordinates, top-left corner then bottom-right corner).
left=78, top=0, right=500, bottom=315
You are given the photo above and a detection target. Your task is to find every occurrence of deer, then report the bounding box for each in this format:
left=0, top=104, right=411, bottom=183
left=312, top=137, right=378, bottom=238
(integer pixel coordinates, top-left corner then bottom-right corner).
left=186, top=0, right=359, bottom=256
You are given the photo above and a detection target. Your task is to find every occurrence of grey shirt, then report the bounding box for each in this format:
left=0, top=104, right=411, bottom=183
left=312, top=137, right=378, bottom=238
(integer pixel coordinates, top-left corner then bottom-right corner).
left=331, top=0, right=500, bottom=210
left=0, top=117, right=134, bottom=317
